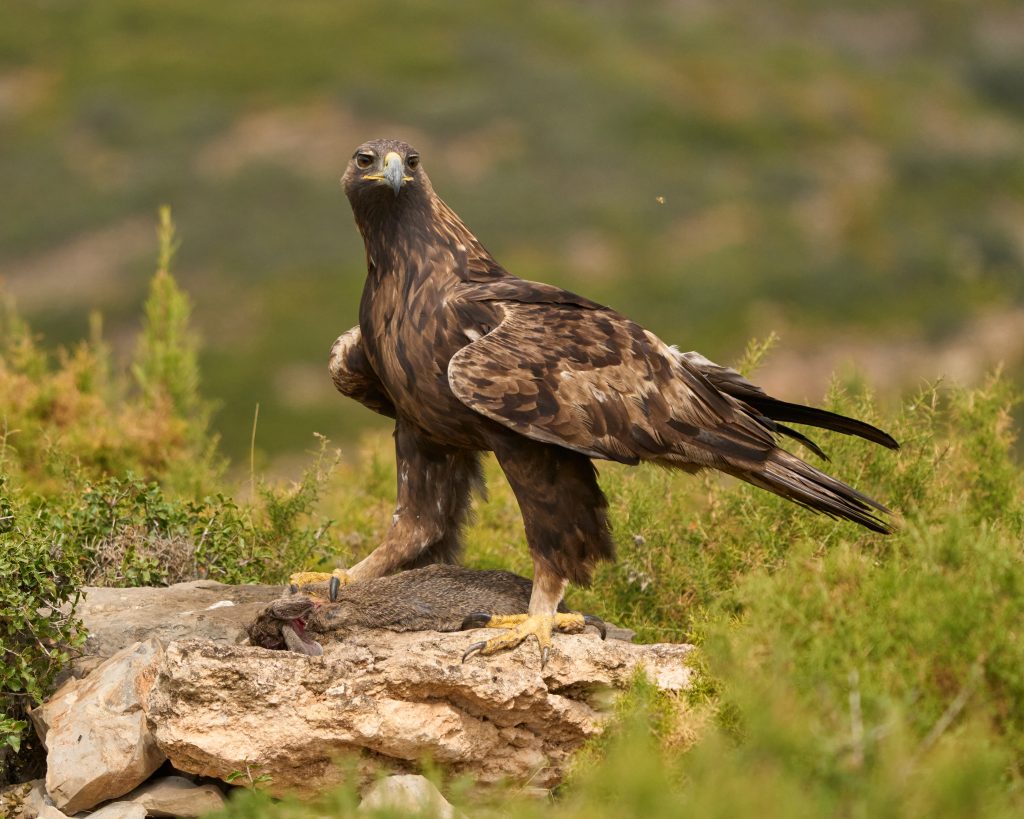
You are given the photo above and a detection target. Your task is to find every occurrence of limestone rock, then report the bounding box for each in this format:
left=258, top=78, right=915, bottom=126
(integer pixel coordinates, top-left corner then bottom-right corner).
left=32, top=803, right=70, bottom=819
left=123, top=775, right=226, bottom=817
left=30, top=576, right=691, bottom=805
left=86, top=802, right=148, bottom=819
left=35, top=805, right=70, bottom=819
left=33, top=639, right=166, bottom=814
left=359, top=775, right=459, bottom=818
left=72, top=581, right=284, bottom=677
left=147, top=629, right=693, bottom=795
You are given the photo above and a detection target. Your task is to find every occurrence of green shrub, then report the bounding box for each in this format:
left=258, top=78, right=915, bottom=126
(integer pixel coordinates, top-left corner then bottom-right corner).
left=59, top=446, right=335, bottom=588
left=133, top=210, right=209, bottom=434
left=0, top=212, right=220, bottom=497
left=0, top=482, right=85, bottom=783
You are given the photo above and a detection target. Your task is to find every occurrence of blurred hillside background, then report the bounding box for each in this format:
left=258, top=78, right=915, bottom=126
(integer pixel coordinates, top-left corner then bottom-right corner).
left=1, top=0, right=1022, bottom=468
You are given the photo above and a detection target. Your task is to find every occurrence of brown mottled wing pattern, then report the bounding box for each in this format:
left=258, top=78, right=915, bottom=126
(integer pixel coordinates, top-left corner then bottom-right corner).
left=447, top=287, right=778, bottom=469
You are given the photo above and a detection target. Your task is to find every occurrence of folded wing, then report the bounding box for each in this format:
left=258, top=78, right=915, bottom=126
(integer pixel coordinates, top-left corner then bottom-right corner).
left=447, top=284, right=894, bottom=533
left=448, top=294, right=778, bottom=468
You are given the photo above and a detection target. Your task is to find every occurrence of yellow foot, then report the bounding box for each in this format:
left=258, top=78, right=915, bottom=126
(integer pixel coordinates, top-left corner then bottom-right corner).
left=287, top=568, right=350, bottom=602
left=460, top=612, right=607, bottom=667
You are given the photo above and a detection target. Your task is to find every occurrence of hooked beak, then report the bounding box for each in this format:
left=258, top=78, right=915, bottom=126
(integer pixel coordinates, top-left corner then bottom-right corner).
left=382, top=151, right=406, bottom=196
left=364, top=151, right=412, bottom=196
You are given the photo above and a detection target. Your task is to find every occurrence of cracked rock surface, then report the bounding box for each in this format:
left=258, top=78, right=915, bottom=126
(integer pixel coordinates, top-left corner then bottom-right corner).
left=147, top=628, right=692, bottom=794
left=70, top=581, right=284, bottom=678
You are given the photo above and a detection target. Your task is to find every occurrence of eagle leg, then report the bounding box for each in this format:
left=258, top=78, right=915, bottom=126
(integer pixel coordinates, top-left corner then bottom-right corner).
left=288, top=568, right=351, bottom=597
left=460, top=548, right=607, bottom=667
left=290, top=420, right=481, bottom=590
left=458, top=435, right=614, bottom=666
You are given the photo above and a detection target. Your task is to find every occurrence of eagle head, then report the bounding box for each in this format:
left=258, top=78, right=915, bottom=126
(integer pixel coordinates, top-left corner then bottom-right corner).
left=342, top=139, right=426, bottom=207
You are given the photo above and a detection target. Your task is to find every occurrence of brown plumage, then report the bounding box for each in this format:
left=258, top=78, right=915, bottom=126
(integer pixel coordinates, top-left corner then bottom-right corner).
left=329, top=138, right=898, bottom=660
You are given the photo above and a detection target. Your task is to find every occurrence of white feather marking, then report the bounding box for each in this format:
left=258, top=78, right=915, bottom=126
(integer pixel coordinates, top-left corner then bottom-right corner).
left=682, top=350, right=716, bottom=367
left=464, top=328, right=482, bottom=342
left=329, top=327, right=362, bottom=377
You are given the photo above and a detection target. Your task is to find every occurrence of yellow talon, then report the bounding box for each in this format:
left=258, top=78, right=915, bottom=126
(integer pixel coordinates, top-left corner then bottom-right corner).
left=482, top=612, right=586, bottom=633
left=287, top=569, right=350, bottom=602
left=461, top=612, right=591, bottom=667
left=288, top=568, right=349, bottom=587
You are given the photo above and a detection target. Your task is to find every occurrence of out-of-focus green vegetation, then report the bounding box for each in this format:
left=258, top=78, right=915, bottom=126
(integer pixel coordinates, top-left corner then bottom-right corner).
left=1, top=225, right=1022, bottom=815
left=1, top=0, right=1022, bottom=459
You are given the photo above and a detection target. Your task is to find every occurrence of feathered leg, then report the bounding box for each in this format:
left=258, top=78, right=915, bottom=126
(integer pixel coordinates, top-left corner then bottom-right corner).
left=348, top=419, right=481, bottom=579
left=291, top=337, right=481, bottom=591
left=292, top=421, right=479, bottom=591
left=462, top=432, right=613, bottom=666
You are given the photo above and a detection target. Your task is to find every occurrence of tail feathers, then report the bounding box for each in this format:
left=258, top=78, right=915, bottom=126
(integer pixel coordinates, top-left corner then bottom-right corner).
left=728, top=450, right=893, bottom=534
left=740, top=395, right=899, bottom=452
left=677, top=350, right=896, bottom=532
left=772, top=421, right=829, bottom=461
left=684, top=348, right=901, bottom=450
left=679, top=352, right=900, bottom=452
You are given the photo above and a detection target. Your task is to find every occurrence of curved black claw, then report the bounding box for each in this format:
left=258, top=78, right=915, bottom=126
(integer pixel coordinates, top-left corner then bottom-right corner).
left=328, top=575, right=341, bottom=602
left=462, top=640, right=488, bottom=663
left=460, top=611, right=494, bottom=631
left=583, top=614, right=608, bottom=640
left=288, top=583, right=299, bottom=595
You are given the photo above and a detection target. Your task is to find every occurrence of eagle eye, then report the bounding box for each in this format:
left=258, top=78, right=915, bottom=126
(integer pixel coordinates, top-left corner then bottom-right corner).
left=355, top=152, right=374, bottom=170
left=407, top=155, right=420, bottom=170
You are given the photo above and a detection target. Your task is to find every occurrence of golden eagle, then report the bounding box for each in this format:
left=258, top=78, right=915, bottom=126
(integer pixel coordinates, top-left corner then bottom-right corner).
left=299, top=138, right=898, bottom=664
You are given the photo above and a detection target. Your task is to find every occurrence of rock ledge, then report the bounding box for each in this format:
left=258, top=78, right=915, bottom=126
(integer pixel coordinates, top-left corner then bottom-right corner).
left=148, top=627, right=692, bottom=793
left=30, top=580, right=694, bottom=809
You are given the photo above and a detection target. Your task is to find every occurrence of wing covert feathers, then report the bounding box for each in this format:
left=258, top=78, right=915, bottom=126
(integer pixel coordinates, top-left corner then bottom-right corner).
left=448, top=299, right=777, bottom=467
left=448, top=296, right=897, bottom=533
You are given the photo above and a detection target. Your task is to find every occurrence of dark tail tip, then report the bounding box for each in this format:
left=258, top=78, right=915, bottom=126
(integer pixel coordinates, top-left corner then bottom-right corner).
left=747, top=396, right=900, bottom=451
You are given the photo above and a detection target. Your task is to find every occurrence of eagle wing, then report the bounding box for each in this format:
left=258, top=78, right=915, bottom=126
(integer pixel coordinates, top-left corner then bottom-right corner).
left=447, top=281, right=777, bottom=468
